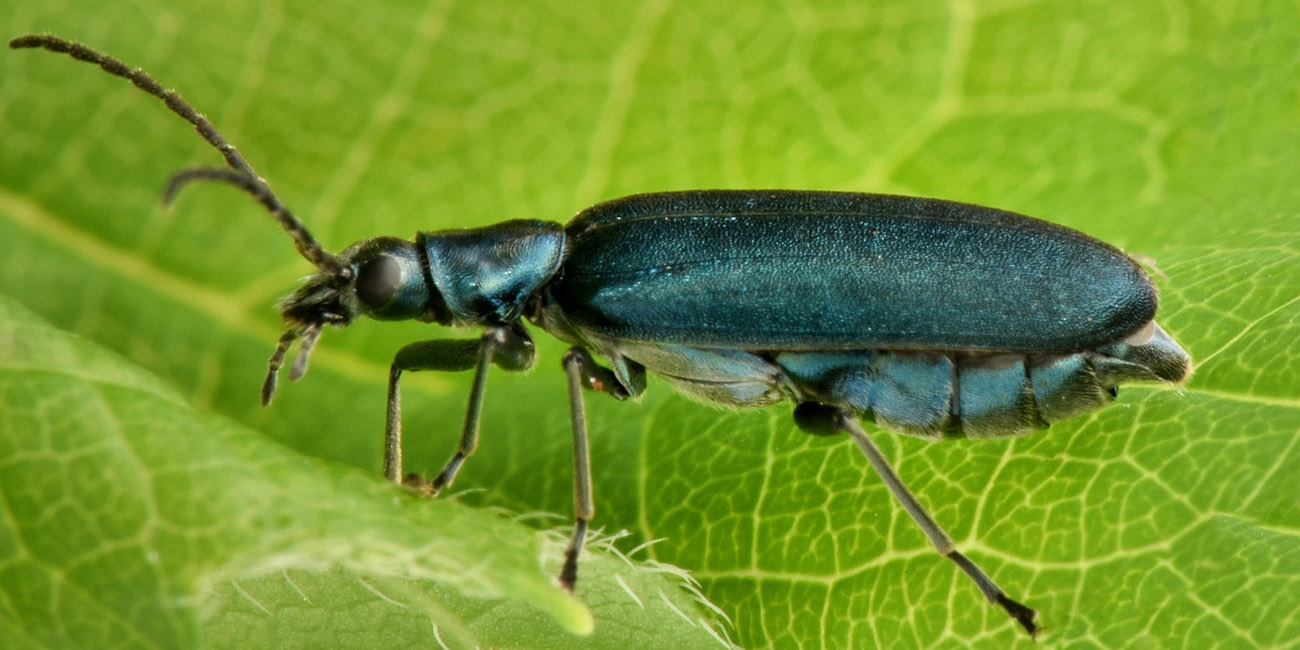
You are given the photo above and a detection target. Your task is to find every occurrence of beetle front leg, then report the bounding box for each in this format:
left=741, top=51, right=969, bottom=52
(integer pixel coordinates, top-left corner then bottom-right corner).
left=793, top=402, right=1040, bottom=638
left=384, top=324, right=534, bottom=491
left=557, top=347, right=628, bottom=591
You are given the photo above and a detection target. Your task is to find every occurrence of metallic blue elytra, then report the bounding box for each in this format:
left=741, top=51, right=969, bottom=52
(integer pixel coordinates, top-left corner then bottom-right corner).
left=551, top=191, right=1158, bottom=351
left=529, top=191, right=1189, bottom=441
left=14, top=34, right=1195, bottom=639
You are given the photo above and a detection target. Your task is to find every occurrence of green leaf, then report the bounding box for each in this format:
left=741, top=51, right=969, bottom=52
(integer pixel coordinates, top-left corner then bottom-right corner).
left=0, top=296, right=734, bottom=649
left=3, top=2, right=1298, bottom=649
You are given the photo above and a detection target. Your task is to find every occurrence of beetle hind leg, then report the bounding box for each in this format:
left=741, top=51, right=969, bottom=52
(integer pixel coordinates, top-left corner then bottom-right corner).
left=793, top=402, right=1040, bottom=637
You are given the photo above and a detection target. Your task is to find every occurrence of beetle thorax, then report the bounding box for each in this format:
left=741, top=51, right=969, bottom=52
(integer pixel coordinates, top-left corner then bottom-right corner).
left=417, top=220, right=566, bottom=326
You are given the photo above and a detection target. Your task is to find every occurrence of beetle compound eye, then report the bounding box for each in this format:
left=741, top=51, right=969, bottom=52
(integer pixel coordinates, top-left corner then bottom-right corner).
left=341, top=237, right=435, bottom=322
left=355, top=255, right=402, bottom=310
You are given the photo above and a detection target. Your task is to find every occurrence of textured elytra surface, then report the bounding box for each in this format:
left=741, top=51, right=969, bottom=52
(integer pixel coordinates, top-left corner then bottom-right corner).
left=2, top=1, right=1298, bottom=649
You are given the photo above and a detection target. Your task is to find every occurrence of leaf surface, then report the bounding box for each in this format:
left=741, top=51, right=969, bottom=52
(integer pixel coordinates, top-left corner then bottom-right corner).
left=2, top=2, right=1297, bottom=648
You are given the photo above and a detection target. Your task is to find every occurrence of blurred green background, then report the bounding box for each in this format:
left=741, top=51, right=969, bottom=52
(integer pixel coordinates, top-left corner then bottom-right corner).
left=2, top=1, right=1298, bottom=648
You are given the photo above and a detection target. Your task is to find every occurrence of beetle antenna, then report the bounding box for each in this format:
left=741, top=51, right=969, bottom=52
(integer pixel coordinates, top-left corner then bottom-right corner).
left=9, top=34, right=345, bottom=278
left=163, top=167, right=347, bottom=277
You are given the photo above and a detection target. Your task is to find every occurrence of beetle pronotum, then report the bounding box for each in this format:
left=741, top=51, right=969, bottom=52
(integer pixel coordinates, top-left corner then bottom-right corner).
left=12, top=34, right=1192, bottom=637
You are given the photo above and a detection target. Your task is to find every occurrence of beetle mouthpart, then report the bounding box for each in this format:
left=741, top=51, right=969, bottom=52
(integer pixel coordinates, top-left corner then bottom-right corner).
left=261, top=331, right=296, bottom=406
left=260, top=366, right=280, bottom=407
left=289, top=322, right=324, bottom=382
left=260, top=322, right=330, bottom=406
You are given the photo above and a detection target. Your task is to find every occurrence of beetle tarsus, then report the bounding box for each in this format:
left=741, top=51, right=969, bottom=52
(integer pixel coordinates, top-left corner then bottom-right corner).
left=402, top=473, right=437, bottom=497
left=558, top=517, right=588, bottom=592
left=995, top=592, right=1040, bottom=639
left=948, top=549, right=1039, bottom=637
left=429, top=455, right=463, bottom=496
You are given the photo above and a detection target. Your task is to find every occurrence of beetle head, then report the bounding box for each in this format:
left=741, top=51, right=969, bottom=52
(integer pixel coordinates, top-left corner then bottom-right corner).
left=164, top=169, right=456, bottom=405
left=261, top=235, right=451, bottom=406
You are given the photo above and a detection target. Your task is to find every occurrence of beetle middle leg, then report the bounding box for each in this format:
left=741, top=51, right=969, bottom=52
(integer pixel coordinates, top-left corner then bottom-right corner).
left=556, top=347, right=631, bottom=591
left=793, top=402, right=1040, bottom=637
left=384, top=323, right=535, bottom=491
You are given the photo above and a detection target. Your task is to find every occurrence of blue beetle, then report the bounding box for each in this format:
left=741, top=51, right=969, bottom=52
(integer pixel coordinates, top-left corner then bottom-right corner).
left=13, top=35, right=1191, bottom=638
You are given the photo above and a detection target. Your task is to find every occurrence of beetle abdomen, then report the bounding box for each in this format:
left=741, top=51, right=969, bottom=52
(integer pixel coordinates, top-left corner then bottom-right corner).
left=776, top=321, right=1189, bottom=440
left=583, top=317, right=1189, bottom=440
left=553, top=191, right=1157, bottom=352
